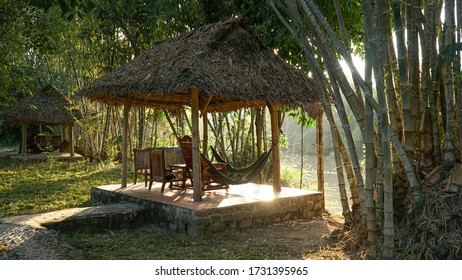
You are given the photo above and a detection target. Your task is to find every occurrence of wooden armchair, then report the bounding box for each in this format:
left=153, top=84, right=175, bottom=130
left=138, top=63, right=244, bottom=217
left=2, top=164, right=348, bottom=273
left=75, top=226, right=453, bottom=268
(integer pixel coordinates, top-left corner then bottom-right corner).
left=148, top=149, right=183, bottom=192
left=179, top=136, right=229, bottom=191
left=133, top=148, right=151, bottom=188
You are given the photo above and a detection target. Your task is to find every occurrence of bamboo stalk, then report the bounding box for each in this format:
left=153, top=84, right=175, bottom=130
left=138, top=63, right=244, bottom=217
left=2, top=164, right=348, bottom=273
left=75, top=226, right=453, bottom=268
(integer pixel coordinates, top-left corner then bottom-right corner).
left=300, top=123, right=304, bottom=189
left=456, top=0, right=462, bottom=161
left=362, top=0, right=378, bottom=246
left=316, top=115, right=324, bottom=210
left=372, top=0, right=393, bottom=258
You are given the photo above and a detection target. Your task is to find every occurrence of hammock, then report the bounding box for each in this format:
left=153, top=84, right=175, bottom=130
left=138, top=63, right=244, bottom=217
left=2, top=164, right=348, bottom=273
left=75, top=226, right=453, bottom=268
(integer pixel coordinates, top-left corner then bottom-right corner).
left=202, top=147, right=272, bottom=185
left=210, top=146, right=272, bottom=175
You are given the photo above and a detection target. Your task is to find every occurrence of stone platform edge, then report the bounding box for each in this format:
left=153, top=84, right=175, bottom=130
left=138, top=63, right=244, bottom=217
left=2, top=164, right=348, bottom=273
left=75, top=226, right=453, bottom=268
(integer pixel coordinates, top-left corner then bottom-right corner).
left=91, top=187, right=324, bottom=237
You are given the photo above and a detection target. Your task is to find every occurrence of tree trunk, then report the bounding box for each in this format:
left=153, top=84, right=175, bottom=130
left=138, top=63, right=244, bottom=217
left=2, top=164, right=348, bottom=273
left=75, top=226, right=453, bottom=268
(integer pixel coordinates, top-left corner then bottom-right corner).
left=316, top=115, right=324, bottom=210
left=300, top=123, right=304, bottom=189
left=332, top=126, right=352, bottom=223
left=373, top=0, right=394, bottom=258
left=406, top=0, right=421, bottom=155
left=456, top=0, right=462, bottom=160
left=297, top=0, right=367, bottom=223
left=362, top=0, right=378, bottom=245
left=443, top=0, right=457, bottom=169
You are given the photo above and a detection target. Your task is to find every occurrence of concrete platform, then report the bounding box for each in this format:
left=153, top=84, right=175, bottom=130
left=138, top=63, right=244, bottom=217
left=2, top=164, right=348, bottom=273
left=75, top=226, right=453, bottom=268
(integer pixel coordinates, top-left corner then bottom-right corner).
left=91, top=182, right=324, bottom=236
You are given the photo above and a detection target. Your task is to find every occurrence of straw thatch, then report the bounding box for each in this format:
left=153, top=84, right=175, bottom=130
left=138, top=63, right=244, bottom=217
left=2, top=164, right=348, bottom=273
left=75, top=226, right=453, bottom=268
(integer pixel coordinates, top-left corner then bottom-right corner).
left=77, top=16, right=322, bottom=118
left=7, top=85, right=82, bottom=125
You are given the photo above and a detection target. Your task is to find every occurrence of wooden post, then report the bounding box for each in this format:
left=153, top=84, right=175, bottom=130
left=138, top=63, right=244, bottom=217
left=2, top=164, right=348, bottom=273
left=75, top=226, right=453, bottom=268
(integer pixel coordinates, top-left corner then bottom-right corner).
left=255, top=107, right=263, bottom=183
left=316, top=115, right=325, bottom=210
left=202, top=111, right=208, bottom=156
left=122, top=99, right=131, bottom=188
left=62, top=124, right=66, bottom=142
left=191, top=88, right=202, bottom=201
left=69, top=125, right=75, bottom=156
left=269, top=105, right=281, bottom=192
left=21, top=124, right=27, bottom=156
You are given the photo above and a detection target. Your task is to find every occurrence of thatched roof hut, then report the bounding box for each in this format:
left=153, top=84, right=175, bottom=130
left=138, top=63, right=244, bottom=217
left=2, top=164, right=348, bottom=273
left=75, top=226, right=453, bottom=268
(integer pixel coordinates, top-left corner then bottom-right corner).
left=77, top=16, right=322, bottom=118
left=77, top=16, right=323, bottom=199
left=7, top=84, right=82, bottom=125
left=7, top=84, right=82, bottom=156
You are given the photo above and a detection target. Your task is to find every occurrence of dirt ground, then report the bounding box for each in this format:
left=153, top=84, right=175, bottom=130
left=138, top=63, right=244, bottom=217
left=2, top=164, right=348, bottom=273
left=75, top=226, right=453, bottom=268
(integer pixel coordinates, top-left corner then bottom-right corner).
left=216, top=214, right=349, bottom=260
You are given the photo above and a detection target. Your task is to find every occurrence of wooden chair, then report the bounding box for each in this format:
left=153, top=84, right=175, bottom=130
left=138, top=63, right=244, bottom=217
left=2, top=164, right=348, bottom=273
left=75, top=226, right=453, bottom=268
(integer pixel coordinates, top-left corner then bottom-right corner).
left=179, top=136, right=229, bottom=191
left=133, top=148, right=151, bottom=188
left=148, top=149, right=183, bottom=192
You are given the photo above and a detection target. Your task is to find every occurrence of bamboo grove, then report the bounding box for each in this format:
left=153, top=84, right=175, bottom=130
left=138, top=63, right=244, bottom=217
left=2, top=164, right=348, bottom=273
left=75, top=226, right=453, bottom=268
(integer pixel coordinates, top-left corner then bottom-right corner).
left=271, top=0, right=462, bottom=259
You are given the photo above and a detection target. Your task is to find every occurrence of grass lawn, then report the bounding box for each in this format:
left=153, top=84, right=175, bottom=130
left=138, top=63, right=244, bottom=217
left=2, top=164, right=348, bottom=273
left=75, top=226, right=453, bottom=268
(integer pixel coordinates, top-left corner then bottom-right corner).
left=0, top=151, right=121, bottom=217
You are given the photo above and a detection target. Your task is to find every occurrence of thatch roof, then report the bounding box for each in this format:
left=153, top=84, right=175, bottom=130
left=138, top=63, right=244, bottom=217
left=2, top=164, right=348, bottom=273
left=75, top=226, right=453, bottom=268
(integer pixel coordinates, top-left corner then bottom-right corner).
left=77, top=16, right=322, bottom=118
left=7, top=85, right=82, bottom=125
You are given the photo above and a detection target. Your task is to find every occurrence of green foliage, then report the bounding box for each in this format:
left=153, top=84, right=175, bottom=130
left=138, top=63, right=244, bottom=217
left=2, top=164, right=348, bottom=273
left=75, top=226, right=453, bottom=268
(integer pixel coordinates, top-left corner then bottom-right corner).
left=284, top=107, right=317, bottom=127
left=280, top=165, right=300, bottom=188
left=280, top=164, right=317, bottom=191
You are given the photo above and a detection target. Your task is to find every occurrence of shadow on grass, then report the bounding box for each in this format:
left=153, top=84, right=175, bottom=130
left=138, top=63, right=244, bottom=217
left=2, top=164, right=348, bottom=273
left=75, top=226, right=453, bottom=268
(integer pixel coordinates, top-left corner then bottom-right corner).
left=66, top=216, right=344, bottom=260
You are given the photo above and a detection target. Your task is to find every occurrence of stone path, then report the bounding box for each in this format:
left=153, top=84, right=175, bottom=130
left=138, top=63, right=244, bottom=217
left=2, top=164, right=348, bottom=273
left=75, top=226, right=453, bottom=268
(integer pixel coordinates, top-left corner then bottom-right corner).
left=0, top=202, right=144, bottom=260
left=0, top=223, right=83, bottom=260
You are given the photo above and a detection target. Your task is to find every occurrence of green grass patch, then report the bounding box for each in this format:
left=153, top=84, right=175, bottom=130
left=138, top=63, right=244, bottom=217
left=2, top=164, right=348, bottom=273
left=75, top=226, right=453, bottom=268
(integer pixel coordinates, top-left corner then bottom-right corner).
left=0, top=152, right=122, bottom=217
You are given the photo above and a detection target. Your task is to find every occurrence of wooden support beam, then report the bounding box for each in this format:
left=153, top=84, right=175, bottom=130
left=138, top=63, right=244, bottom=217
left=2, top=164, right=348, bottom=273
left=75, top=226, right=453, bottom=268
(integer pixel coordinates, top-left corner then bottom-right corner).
left=200, top=94, right=213, bottom=118
left=191, top=88, right=202, bottom=201
left=269, top=105, right=281, bottom=192
left=121, top=99, right=131, bottom=188
left=69, top=125, right=75, bottom=156
left=21, top=124, right=27, bottom=156
left=62, top=124, right=66, bottom=142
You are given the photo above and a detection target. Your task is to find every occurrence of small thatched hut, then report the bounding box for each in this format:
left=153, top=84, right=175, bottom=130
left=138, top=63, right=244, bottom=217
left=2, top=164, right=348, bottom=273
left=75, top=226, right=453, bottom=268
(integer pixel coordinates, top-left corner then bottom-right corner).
left=7, top=84, right=82, bottom=156
left=77, top=16, right=323, bottom=200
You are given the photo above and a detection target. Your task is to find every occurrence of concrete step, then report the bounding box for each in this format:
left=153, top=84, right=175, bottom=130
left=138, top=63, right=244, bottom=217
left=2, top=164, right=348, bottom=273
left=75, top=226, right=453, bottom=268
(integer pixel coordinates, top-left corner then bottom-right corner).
left=0, top=202, right=147, bottom=233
